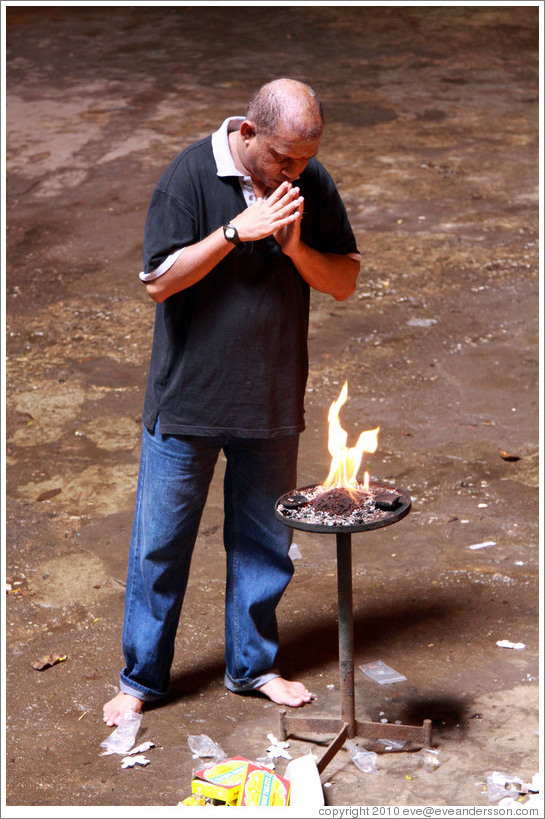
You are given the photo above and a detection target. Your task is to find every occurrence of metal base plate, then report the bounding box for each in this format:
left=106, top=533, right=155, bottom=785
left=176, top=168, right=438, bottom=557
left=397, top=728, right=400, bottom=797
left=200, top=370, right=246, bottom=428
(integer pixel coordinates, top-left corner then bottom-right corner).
left=278, top=710, right=433, bottom=774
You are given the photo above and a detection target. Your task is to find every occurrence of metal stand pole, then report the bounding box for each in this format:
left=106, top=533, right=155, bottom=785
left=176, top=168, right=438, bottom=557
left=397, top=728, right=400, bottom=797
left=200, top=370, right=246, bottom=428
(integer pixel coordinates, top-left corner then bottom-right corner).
left=278, top=531, right=433, bottom=774
left=337, top=531, right=356, bottom=736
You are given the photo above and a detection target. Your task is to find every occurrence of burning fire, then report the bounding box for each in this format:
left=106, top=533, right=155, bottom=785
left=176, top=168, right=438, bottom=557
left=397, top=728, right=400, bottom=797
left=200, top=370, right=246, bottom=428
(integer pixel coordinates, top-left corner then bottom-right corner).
left=321, top=382, right=379, bottom=492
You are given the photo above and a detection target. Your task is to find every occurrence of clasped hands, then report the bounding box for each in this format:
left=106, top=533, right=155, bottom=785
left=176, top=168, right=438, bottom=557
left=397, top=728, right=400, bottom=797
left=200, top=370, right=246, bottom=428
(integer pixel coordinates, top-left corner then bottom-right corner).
left=230, top=181, right=304, bottom=253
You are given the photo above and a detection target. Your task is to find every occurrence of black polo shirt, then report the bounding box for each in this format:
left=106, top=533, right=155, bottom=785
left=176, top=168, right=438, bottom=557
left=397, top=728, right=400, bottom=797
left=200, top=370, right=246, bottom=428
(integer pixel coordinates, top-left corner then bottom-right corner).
left=141, top=135, right=358, bottom=438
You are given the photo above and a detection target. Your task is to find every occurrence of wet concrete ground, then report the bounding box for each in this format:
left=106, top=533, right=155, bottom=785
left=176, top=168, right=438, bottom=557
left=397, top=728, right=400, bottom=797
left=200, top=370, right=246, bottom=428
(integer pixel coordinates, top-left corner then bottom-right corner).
left=3, top=3, right=542, bottom=813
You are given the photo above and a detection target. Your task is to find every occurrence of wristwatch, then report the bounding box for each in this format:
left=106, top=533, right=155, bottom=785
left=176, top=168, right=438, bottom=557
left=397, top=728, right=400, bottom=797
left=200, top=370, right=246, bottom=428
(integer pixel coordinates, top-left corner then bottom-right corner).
left=223, top=222, right=242, bottom=247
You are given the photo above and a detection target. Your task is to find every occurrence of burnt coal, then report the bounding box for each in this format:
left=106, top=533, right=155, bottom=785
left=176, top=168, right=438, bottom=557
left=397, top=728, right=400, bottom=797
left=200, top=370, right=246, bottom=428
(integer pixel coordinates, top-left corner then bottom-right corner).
left=312, top=488, right=367, bottom=515
left=281, top=492, right=310, bottom=509
left=372, top=492, right=402, bottom=511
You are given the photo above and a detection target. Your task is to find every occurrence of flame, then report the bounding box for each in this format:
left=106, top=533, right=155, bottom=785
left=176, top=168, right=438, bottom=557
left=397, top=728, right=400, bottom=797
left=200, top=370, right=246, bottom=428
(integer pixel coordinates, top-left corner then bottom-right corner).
left=321, top=382, right=379, bottom=492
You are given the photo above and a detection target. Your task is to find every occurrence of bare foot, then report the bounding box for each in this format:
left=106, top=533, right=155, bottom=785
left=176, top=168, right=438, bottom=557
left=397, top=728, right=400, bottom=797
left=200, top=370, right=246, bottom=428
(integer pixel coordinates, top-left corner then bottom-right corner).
left=258, top=677, right=313, bottom=707
left=103, top=691, right=144, bottom=726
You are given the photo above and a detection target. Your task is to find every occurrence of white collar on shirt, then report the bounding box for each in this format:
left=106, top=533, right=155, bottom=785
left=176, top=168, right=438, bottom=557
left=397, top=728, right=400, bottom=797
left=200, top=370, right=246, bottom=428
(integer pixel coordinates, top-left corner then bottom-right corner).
left=211, top=116, right=246, bottom=177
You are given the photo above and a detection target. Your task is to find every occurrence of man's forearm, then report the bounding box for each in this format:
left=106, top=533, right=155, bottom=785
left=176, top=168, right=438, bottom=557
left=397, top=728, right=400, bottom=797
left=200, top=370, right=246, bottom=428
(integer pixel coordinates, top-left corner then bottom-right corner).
left=145, top=227, right=234, bottom=302
left=286, top=242, right=360, bottom=301
left=145, top=182, right=305, bottom=303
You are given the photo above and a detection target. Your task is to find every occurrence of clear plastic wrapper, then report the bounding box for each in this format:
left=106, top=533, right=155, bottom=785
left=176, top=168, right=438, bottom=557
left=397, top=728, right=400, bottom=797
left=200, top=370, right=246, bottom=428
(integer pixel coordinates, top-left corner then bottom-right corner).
left=359, top=660, right=407, bottom=684
left=378, top=738, right=407, bottom=751
left=100, top=708, right=143, bottom=755
left=345, top=740, right=378, bottom=774
left=415, top=747, right=441, bottom=772
left=487, top=771, right=531, bottom=801
left=187, top=733, right=226, bottom=762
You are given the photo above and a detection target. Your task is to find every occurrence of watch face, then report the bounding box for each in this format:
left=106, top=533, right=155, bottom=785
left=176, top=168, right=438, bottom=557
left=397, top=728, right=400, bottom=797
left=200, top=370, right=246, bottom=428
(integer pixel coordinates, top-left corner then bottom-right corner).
left=226, top=227, right=235, bottom=239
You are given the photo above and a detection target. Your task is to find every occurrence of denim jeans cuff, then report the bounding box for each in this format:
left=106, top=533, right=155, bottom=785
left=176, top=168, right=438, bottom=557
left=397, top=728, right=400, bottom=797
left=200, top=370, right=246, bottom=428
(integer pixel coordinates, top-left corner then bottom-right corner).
left=224, top=669, right=280, bottom=693
left=119, top=674, right=164, bottom=702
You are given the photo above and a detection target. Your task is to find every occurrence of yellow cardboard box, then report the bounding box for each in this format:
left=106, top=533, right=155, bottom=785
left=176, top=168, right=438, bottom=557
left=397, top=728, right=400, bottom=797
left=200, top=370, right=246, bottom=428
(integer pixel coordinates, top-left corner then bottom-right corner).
left=236, top=763, right=291, bottom=806
left=192, top=756, right=250, bottom=805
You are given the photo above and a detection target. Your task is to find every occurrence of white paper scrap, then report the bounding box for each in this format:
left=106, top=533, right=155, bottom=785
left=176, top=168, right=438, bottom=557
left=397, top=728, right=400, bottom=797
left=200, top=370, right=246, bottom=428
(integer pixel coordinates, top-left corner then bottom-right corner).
left=496, top=640, right=526, bottom=650
left=266, top=733, right=289, bottom=749
left=121, top=754, right=151, bottom=768
left=266, top=745, right=292, bottom=760
left=469, top=541, right=496, bottom=550
left=128, top=741, right=155, bottom=755
left=266, top=733, right=292, bottom=760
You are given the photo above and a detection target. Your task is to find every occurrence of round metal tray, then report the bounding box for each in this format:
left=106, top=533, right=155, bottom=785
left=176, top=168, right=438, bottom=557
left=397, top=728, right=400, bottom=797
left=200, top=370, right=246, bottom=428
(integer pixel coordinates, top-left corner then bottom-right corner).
left=275, top=481, right=411, bottom=534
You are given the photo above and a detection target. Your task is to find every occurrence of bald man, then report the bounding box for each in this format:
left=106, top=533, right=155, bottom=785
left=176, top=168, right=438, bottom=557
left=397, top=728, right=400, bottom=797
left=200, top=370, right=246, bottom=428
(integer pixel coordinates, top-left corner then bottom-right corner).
left=104, top=79, right=360, bottom=726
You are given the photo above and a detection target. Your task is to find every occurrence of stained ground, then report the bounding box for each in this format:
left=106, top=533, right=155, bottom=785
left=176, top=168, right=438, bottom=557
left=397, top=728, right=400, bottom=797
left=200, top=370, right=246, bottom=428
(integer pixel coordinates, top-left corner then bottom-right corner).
left=3, top=4, right=541, bottom=812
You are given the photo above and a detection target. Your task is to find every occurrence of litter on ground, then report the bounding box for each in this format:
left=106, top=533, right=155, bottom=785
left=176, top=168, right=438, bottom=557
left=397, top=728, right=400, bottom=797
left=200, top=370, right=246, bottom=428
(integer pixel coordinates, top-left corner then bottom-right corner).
left=496, top=640, right=526, bottom=650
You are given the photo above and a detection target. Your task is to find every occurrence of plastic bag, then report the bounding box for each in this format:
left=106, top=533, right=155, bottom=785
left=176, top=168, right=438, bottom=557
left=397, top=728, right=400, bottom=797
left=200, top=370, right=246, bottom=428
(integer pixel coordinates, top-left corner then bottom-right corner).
left=100, top=708, right=143, bottom=755
left=187, top=733, right=226, bottom=762
left=346, top=740, right=378, bottom=774
left=415, top=748, right=441, bottom=772
left=487, top=771, right=529, bottom=802
left=359, top=660, right=407, bottom=684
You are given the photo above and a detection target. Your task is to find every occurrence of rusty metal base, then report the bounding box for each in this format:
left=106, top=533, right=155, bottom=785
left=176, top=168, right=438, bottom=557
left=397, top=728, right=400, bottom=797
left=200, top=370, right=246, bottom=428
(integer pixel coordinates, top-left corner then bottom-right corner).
left=278, top=711, right=433, bottom=774
left=273, top=519, right=433, bottom=775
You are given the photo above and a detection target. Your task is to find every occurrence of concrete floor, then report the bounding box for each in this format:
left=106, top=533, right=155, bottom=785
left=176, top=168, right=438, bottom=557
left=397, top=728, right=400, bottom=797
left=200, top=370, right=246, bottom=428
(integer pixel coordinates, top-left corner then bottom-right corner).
left=3, top=3, right=542, bottom=814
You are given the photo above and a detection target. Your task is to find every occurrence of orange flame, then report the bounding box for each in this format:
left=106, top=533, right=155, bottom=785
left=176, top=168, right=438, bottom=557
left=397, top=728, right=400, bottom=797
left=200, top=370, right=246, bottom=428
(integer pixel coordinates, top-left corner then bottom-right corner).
left=321, top=382, right=379, bottom=492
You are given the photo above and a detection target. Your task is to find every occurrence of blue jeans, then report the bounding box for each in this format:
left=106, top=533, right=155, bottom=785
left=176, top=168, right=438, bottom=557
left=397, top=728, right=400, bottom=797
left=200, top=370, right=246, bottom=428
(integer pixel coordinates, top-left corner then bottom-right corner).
left=119, top=421, right=298, bottom=701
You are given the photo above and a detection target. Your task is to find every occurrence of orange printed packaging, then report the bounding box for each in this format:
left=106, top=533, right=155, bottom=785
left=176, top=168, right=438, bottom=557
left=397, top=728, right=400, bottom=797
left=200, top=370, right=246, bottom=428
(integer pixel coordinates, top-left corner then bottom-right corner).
left=236, top=762, right=291, bottom=806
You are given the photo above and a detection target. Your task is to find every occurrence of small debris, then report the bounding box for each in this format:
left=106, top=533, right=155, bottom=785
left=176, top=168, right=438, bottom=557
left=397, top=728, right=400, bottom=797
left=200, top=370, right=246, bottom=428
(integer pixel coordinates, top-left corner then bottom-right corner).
left=496, top=640, right=526, bottom=650
left=498, top=448, right=521, bottom=462
left=415, top=748, right=442, bottom=771
left=129, top=741, right=155, bottom=755
left=406, top=317, right=437, bottom=328
left=378, top=739, right=406, bottom=751
left=359, top=660, right=407, bottom=684
left=265, top=733, right=292, bottom=760
left=187, top=733, right=226, bottom=761
left=469, top=541, right=496, bottom=550
left=346, top=740, right=379, bottom=775
left=288, top=542, right=302, bottom=560
left=36, top=487, right=62, bottom=502
left=121, top=754, right=150, bottom=769
left=31, top=653, right=67, bottom=671
left=487, top=771, right=539, bottom=802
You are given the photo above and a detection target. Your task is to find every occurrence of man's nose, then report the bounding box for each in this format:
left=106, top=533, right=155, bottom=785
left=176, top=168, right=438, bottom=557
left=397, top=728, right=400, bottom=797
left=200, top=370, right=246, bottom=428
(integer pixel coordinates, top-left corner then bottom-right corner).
left=282, top=161, right=305, bottom=181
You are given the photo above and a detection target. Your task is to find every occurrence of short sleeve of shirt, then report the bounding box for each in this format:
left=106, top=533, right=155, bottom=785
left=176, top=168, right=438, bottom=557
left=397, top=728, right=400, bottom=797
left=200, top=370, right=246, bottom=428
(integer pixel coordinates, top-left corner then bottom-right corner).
left=298, top=159, right=359, bottom=257
left=141, top=138, right=215, bottom=276
left=143, top=191, right=196, bottom=275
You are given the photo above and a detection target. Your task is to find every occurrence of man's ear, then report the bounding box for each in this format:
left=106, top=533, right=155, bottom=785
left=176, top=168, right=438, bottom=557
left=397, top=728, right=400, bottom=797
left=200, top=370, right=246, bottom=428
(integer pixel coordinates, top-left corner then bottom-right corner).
left=240, top=120, right=257, bottom=142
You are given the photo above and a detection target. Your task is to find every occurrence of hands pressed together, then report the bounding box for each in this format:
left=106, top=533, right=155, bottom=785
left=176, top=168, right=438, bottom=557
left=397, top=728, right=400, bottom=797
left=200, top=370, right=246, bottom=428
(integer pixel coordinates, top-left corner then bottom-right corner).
left=231, top=181, right=304, bottom=255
